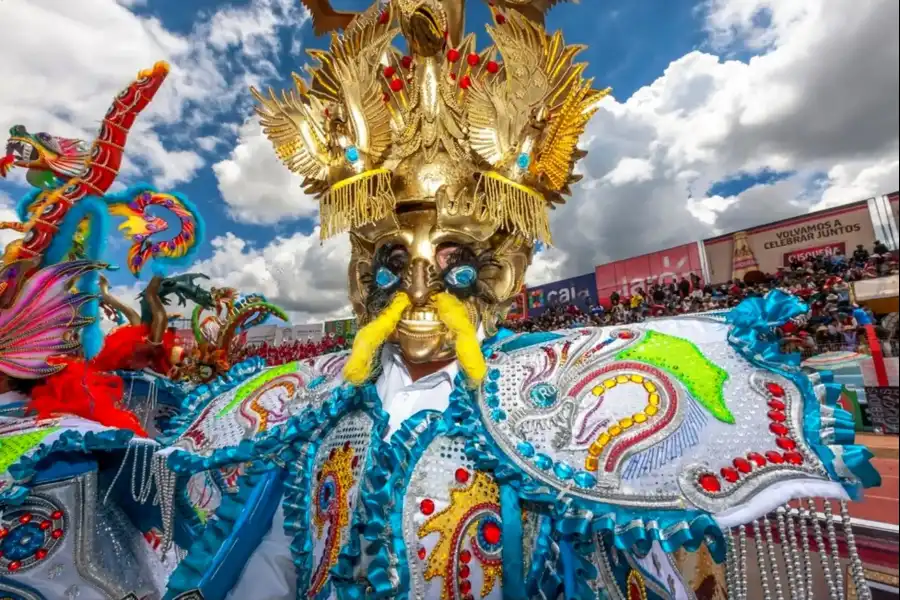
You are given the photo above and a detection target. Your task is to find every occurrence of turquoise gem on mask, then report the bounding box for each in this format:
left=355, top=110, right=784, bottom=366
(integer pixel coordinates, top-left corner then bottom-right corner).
left=574, top=471, right=597, bottom=488
left=375, top=266, right=399, bottom=289
left=345, top=146, right=360, bottom=163
left=516, top=153, right=530, bottom=169
left=446, top=264, right=476, bottom=288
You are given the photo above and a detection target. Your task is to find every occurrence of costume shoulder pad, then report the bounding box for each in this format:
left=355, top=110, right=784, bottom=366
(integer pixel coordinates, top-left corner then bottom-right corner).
left=474, top=318, right=876, bottom=533
left=163, top=353, right=349, bottom=472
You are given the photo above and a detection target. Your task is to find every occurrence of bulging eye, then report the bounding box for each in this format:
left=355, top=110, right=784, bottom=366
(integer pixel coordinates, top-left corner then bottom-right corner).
left=444, top=264, right=477, bottom=288
left=375, top=266, right=400, bottom=289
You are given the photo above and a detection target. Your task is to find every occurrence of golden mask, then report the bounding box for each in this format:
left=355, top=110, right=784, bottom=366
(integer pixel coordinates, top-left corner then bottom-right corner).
left=252, top=1, right=607, bottom=375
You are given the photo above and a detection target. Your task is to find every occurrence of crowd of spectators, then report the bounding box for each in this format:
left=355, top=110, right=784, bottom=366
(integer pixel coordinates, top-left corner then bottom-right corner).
left=232, top=335, right=352, bottom=366
left=501, top=242, right=899, bottom=357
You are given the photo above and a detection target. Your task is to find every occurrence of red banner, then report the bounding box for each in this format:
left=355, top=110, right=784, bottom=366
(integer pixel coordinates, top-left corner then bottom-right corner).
left=782, top=241, right=846, bottom=266
left=594, top=243, right=704, bottom=305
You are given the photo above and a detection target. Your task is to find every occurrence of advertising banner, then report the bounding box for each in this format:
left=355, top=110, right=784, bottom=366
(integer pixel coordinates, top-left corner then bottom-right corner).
left=703, top=200, right=875, bottom=283
left=783, top=241, right=846, bottom=266
left=594, top=242, right=704, bottom=304
left=527, top=273, right=597, bottom=317
left=505, top=285, right=527, bottom=320
left=324, top=318, right=358, bottom=338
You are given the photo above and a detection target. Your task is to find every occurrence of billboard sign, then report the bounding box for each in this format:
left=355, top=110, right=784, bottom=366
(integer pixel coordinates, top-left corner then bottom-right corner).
left=324, top=318, right=358, bottom=338
left=783, top=241, right=846, bottom=266
left=703, top=200, right=875, bottom=283
left=594, top=243, right=704, bottom=304
left=527, top=273, right=597, bottom=317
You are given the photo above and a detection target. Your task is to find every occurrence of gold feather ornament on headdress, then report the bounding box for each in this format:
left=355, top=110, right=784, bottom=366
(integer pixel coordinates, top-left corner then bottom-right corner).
left=253, top=1, right=609, bottom=244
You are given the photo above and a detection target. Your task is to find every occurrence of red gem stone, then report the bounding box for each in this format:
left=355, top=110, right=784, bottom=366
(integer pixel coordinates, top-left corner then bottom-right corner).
left=459, top=564, right=470, bottom=578
left=698, top=473, right=721, bottom=492
left=39, top=520, right=52, bottom=531
left=35, top=549, right=48, bottom=560
left=766, top=451, right=785, bottom=464
left=618, top=331, right=634, bottom=339
left=417, top=547, right=426, bottom=560
left=776, top=437, right=797, bottom=451
left=495, top=13, right=506, bottom=24
left=467, top=53, right=480, bottom=66
left=447, top=49, right=461, bottom=63
left=51, top=529, right=64, bottom=539
left=748, top=452, right=767, bottom=468
left=769, top=423, right=789, bottom=436
left=486, top=60, right=499, bottom=74
left=768, top=410, right=786, bottom=423
left=768, top=399, right=786, bottom=411
left=51, top=511, right=63, bottom=520
left=420, top=499, right=435, bottom=515
left=483, top=522, right=501, bottom=545
left=766, top=383, right=785, bottom=397
left=401, top=55, right=413, bottom=69
left=0, top=528, right=8, bottom=538
left=19, top=514, right=32, bottom=524
left=8, top=561, right=20, bottom=572
left=459, top=550, right=472, bottom=563
left=720, top=467, right=739, bottom=483
left=459, top=75, right=471, bottom=89
left=455, top=468, right=470, bottom=484
left=733, top=458, right=752, bottom=474
left=378, top=10, right=389, bottom=24
left=460, top=580, right=472, bottom=594
left=389, top=78, right=403, bottom=92
left=784, top=451, right=804, bottom=465
left=383, top=66, right=396, bottom=78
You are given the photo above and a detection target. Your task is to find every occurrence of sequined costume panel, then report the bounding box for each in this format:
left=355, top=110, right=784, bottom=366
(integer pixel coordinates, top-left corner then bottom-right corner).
left=477, top=321, right=854, bottom=523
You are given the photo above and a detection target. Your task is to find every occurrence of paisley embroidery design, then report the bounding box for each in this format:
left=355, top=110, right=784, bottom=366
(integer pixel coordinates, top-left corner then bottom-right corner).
left=309, top=442, right=357, bottom=597
left=418, top=470, right=502, bottom=600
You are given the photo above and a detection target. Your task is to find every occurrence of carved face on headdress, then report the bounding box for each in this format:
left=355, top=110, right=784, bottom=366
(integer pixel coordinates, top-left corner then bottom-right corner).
left=252, top=4, right=607, bottom=376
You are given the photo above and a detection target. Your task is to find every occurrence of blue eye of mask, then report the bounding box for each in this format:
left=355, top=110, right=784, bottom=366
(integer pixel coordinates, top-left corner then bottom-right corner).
left=375, top=266, right=400, bottom=289
left=445, top=264, right=477, bottom=288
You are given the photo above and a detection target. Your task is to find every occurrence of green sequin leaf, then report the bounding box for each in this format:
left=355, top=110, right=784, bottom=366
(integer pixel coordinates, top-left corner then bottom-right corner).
left=216, top=361, right=300, bottom=418
left=615, top=330, right=734, bottom=424
left=0, top=427, right=60, bottom=475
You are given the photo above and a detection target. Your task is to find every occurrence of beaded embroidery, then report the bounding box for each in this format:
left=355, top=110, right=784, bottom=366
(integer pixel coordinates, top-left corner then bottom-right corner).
left=310, top=442, right=357, bottom=597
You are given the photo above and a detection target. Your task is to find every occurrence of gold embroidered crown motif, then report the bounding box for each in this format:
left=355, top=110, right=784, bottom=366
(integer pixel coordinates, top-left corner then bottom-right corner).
left=253, top=1, right=609, bottom=243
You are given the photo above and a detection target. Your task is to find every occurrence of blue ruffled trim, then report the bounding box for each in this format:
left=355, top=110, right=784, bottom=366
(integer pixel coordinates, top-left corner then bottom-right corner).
left=447, top=372, right=725, bottom=560
left=0, top=428, right=137, bottom=504
left=165, top=460, right=278, bottom=600
left=725, top=291, right=881, bottom=498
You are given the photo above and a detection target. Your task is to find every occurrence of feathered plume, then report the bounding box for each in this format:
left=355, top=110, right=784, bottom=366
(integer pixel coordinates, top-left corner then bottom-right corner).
left=0, top=260, right=103, bottom=379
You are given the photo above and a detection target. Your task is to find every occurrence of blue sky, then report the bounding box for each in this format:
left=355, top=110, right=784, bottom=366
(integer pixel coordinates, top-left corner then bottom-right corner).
left=1, top=0, right=897, bottom=320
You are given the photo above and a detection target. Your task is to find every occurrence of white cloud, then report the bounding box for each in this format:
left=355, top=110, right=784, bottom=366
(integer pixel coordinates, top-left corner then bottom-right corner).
left=0, top=0, right=309, bottom=189
left=0, top=191, right=22, bottom=250
left=603, top=157, right=655, bottom=186
left=212, top=118, right=319, bottom=224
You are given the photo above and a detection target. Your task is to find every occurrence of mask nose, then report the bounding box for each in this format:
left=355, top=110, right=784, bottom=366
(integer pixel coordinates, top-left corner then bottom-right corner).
left=407, top=258, right=432, bottom=307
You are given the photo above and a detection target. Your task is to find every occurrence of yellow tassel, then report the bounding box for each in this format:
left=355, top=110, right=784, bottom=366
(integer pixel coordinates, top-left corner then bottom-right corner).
left=433, top=292, right=487, bottom=384
left=476, top=171, right=552, bottom=244
left=343, top=292, right=411, bottom=385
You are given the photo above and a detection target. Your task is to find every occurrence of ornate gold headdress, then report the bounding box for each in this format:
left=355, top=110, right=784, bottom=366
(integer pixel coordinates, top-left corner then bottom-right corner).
left=253, top=1, right=609, bottom=243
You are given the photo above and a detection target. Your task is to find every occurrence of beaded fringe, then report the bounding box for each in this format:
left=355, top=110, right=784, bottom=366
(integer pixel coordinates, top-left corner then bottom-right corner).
left=725, top=499, right=872, bottom=600
left=320, top=168, right=396, bottom=239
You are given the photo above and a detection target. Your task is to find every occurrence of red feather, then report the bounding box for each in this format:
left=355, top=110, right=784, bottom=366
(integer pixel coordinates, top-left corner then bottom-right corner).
left=28, top=356, right=148, bottom=437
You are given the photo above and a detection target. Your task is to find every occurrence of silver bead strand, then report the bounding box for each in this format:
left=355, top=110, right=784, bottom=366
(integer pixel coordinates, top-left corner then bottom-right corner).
left=753, top=519, right=774, bottom=600
left=840, top=500, right=871, bottom=600
left=808, top=498, right=839, bottom=600
left=764, top=516, right=786, bottom=600
left=777, top=507, right=800, bottom=600
left=798, top=502, right=815, bottom=599
left=725, top=528, right=739, bottom=599
left=738, top=524, right=749, bottom=600
left=824, top=500, right=846, bottom=598
left=785, top=504, right=806, bottom=599
left=103, top=444, right=132, bottom=505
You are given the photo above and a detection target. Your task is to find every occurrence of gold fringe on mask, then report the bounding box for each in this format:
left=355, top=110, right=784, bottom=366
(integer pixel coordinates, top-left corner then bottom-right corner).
left=321, top=168, right=396, bottom=239
left=344, top=292, right=411, bottom=385
left=475, top=171, right=552, bottom=245
left=433, top=292, right=487, bottom=384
